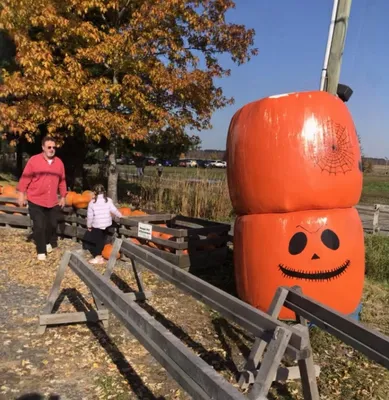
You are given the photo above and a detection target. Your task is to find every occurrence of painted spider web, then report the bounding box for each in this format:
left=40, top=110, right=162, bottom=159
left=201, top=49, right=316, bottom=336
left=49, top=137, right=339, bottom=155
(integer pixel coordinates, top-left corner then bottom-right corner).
left=314, top=119, right=354, bottom=175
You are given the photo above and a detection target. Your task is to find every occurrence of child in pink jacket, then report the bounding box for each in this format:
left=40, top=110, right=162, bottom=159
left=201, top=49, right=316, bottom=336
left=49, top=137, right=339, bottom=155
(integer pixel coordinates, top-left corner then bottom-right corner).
left=87, top=184, right=122, bottom=264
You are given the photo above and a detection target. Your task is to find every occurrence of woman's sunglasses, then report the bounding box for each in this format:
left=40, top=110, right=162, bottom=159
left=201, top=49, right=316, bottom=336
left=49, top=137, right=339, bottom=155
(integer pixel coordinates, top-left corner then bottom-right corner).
left=47, top=146, right=56, bottom=150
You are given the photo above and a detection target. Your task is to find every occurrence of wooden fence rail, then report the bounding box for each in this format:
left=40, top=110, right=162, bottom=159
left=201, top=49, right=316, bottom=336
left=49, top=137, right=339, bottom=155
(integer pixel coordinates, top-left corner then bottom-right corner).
left=0, top=196, right=230, bottom=270
left=39, top=244, right=318, bottom=400
left=38, top=238, right=389, bottom=399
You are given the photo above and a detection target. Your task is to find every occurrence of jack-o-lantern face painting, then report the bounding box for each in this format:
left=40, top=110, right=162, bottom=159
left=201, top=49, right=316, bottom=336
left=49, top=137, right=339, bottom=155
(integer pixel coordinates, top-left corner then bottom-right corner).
left=234, top=208, right=365, bottom=320
left=280, top=227, right=348, bottom=281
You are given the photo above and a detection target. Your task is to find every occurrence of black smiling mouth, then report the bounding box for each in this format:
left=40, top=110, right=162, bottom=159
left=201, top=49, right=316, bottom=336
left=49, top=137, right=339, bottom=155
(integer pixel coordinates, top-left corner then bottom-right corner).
left=278, top=260, right=350, bottom=281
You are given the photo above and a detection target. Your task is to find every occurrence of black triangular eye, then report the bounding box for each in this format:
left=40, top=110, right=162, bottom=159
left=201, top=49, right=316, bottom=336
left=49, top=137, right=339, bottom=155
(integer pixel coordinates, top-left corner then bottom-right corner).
left=289, top=232, right=307, bottom=255
left=321, top=229, right=340, bottom=250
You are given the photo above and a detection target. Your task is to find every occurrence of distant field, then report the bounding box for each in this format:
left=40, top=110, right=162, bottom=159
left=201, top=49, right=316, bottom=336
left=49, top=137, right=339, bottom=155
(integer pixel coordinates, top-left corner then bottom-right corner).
left=4, top=164, right=389, bottom=208
left=116, top=165, right=226, bottom=180
left=360, top=175, right=389, bottom=204
left=116, top=165, right=389, bottom=206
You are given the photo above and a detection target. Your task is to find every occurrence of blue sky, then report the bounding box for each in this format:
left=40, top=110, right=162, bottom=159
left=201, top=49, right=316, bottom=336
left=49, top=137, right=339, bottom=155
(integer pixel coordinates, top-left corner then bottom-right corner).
left=197, top=0, right=389, bottom=158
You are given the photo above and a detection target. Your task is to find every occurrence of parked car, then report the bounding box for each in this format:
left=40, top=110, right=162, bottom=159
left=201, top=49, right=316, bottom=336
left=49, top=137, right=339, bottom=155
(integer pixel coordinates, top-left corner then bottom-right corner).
left=196, top=160, right=207, bottom=168
left=156, top=159, right=173, bottom=167
left=179, top=159, right=189, bottom=167
left=211, top=160, right=227, bottom=168
left=186, top=159, right=198, bottom=168
left=146, top=157, right=156, bottom=166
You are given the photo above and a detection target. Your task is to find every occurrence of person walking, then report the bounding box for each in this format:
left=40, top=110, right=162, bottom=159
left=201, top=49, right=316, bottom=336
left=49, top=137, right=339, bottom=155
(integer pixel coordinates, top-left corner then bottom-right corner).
left=157, top=163, right=163, bottom=178
left=17, top=136, right=67, bottom=261
left=86, top=184, right=123, bottom=264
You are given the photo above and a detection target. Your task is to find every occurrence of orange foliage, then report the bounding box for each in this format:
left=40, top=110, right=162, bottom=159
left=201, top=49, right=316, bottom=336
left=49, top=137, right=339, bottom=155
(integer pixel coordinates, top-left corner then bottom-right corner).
left=0, top=0, right=257, bottom=146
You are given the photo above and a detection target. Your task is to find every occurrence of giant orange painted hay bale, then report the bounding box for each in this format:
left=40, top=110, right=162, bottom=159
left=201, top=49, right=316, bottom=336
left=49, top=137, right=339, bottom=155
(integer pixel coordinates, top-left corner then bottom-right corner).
left=226, top=91, right=363, bottom=214
left=233, top=208, right=365, bottom=320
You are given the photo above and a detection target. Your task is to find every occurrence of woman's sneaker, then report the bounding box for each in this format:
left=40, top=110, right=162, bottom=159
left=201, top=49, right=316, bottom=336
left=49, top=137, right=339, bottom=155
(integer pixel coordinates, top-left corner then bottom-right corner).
left=46, top=244, right=53, bottom=254
left=89, top=256, right=105, bottom=265
left=37, top=254, right=46, bottom=261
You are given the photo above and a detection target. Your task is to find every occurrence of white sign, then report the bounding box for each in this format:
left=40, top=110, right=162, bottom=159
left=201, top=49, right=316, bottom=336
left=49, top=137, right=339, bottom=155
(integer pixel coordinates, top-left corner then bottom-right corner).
left=138, top=222, right=153, bottom=240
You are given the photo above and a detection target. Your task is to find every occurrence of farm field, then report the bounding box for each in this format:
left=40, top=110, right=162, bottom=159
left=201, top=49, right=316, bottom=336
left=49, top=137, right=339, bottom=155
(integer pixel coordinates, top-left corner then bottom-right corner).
left=113, top=164, right=389, bottom=205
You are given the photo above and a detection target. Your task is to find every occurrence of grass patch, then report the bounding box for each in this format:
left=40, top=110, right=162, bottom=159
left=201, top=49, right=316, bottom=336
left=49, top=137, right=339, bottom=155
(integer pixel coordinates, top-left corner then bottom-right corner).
left=365, top=234, right=389, bottom=283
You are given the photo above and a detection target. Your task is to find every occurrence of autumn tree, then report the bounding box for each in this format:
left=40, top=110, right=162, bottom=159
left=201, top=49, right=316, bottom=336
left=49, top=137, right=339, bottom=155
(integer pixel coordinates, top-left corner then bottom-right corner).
left=0, top=0, right=257, bottom=202
left=134, top=128, right=201, bottom=160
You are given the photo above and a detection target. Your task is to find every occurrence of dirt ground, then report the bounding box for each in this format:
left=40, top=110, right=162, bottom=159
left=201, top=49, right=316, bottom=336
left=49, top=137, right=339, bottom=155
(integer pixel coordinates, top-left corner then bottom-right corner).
left=1, top=228, right=389, bottom=400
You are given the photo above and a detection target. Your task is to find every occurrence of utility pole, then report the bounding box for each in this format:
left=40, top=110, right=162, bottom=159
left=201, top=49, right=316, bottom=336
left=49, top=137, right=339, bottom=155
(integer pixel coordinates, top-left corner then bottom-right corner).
left=323, top=0, right=353, bottom=94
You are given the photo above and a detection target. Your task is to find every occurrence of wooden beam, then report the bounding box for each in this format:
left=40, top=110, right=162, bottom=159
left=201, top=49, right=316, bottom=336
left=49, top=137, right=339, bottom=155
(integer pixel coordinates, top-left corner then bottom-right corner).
left=68, top=253, right=247, bottom=400
left=120, top=240, right=308, bottom=357
left=39, top=310, right=109, bottom=326
left=283, top=287, right=389, bottom=369
left=325, top=0, right=353, bottom=94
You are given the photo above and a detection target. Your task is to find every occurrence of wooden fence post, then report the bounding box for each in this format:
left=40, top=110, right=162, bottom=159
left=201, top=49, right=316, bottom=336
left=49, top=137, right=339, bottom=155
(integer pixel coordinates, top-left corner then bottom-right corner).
left=373, top=204, right=380, bottom=234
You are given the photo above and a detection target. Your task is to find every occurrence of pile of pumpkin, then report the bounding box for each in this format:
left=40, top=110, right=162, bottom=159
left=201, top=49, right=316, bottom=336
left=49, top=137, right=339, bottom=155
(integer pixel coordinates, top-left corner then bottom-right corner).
left=104, top=230, right=220, bottom=260
left=0, top=185, right=24, bottom=215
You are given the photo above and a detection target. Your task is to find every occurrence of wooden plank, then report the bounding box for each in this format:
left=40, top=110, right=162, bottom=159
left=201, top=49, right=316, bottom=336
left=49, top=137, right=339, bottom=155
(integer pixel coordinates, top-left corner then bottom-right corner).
left=104, top=238, right=123, bottom=278
left=248, top=327, right=292, bottom=400
left=0, top=205, right=29, bottom=214
left=121, top=213, right=174, bottom=223
left=76, top=209, right=87, bottom=217
left=0, top=213, right=31, bottom=227
left=356, top=205, right=375, bottom=212
left=120, top=240, right=307, bottom=356
left=243, top=287, right=290, bottom=373
left=76, top=217, right=87, bottom=226
left=0, top=196, right=19, bottom=204
left=39, top=309, right=109, bottom=325
left=174, top=214, right=230, bottom=228
left=283, top=288, right=389, bottom=369
left=375, top=204, right=389, bottom=213
left=121, top=218, right=187, bottom=237
left=38, top=251, right=72, bottom=334
left=68, top=253, right=247, bottom=400
left=57, top=224, right=76, bottom=237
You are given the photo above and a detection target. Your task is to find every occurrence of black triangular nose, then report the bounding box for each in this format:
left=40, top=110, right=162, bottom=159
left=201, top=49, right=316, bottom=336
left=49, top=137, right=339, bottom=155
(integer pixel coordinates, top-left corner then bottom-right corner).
left=311, top=253, right=320, bottom=260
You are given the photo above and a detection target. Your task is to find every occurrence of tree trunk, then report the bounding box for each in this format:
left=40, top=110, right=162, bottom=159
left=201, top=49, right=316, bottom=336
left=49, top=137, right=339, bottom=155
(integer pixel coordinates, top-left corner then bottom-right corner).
left=107, top=138, right=118, bottom=203
left=16, top=138, right=24, bottom=178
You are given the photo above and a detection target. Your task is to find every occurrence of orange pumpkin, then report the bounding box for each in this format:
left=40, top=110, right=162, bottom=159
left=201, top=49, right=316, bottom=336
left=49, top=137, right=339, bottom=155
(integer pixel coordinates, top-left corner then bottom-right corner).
left=233, top=208, right=365, bottom=320
left=119, top=207, right=132, bottom=216
left=82, top=190, right=94, bottom=202
left=101, top=244, right=120, bottom=260
left=158, top=232, right=174, bottom=252
left=131, top=210, right=148, bottom=216
left=226, top=91, right=362, bottom=215
left=2, top=186, right=17, bottom=197
left=65, top=191, right=77, bottom=206
left=72, top=193, right=91, bottom=209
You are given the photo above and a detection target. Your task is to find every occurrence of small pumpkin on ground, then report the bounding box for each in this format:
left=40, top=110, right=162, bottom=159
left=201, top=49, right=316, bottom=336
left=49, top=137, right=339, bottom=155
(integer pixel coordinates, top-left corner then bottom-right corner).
left=101, top=244, right=120, bottom=260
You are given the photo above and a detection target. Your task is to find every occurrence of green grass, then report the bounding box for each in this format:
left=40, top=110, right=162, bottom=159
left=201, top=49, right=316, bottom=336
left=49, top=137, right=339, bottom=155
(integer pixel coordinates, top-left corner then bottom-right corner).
left=365, top=234, right=389, bottom=284
left=360, top=175, right=389, bottom=204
